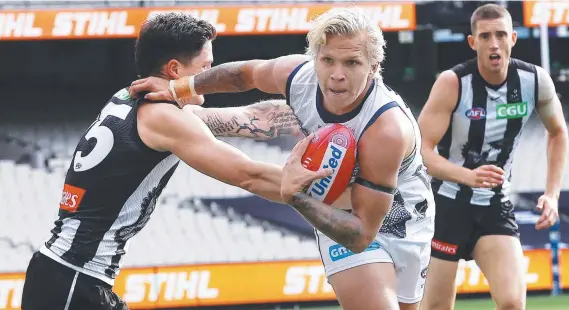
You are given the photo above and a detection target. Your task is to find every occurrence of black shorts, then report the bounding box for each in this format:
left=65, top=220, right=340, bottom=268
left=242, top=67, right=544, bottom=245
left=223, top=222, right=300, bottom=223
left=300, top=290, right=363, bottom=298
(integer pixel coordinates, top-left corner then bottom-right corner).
left=431, top=194, right=520, bottom=261
left=21, top=252, right=129, bottom=310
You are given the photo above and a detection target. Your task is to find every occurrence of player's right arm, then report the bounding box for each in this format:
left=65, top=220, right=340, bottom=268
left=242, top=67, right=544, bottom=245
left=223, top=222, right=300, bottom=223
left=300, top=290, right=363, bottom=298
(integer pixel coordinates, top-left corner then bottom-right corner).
left=418, top=70, right=504, bottom=188
left=129, top=54, right=310, bottom=102
left=136, top=102, right=330, bottom=202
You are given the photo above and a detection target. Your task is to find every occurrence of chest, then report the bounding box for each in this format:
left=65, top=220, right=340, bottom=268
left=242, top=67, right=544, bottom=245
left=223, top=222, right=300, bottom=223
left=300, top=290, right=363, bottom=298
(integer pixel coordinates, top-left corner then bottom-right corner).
left=291, top=96, right=381, bottom=143
left=456, top=82, right=535, bottom=125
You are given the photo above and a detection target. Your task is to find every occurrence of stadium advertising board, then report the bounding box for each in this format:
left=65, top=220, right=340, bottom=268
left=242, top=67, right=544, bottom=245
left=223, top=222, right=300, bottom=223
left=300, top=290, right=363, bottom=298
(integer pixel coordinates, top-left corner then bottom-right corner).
left=523, top=0, right=569, bottom=27
left=0, top=249, right=568, bottom=309
left=0, top=2, right=415, bottom=40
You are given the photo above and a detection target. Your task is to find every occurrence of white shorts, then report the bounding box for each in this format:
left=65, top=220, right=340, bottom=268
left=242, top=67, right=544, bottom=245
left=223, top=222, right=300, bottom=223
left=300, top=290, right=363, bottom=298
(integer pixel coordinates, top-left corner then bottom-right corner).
left=315, top=219, right=434, bottom=304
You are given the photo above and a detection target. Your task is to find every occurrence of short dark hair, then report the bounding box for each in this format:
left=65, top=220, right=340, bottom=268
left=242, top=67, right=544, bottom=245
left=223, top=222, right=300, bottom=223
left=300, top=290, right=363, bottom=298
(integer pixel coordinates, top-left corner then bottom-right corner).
left=135, top=13, right=216, bottom=77
left=470, top=4, right=511, bottom=34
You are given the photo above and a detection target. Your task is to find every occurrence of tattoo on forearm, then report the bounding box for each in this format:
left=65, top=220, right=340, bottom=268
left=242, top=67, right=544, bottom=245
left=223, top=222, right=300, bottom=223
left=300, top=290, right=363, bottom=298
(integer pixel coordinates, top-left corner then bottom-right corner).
left=194, top=61, right=251, bottom=94
left=235, top=116, right=276, bottom=138
left=251, top=101, right=302, bottom=138
left=267, top=110, right=300, bottom=131
left=203, top=114, right=239, bottom=136
left=199, top=101, right=303, bottom=139
left=289, top=192, right=363, bottom=250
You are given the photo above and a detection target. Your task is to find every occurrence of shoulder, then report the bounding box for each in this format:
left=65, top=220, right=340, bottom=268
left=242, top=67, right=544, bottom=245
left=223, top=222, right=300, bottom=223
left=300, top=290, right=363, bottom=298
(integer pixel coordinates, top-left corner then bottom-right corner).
left=137, top=101, right=180, bottom=124
left=266, top=54, right=311, bottom=95
left=277, top=54, right=311, bottom=69
left=420, top=70, right=461, bottom=115
left=275, top=54, right=311, bottom=79
left=281, top=56, right=312, bottom=83
left=428, top=70, right=460, bottom=102
left=532, top=65, right=557, bottom=102
left=435, top=70, right=460, bottom=87
left=510, top=58, right=538, bottom=73
left=136, top=101, right=191, bottom=150
left=450, top=58, right=477, bottom=78
left=358, top=110, right=407, bottom=171
left=361, top=104, right=407, bottom=150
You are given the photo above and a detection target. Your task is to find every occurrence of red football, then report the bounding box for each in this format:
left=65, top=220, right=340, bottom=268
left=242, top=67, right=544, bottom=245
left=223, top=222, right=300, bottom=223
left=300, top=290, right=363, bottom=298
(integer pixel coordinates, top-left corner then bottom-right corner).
left=301, top=124, right=357, bottom=205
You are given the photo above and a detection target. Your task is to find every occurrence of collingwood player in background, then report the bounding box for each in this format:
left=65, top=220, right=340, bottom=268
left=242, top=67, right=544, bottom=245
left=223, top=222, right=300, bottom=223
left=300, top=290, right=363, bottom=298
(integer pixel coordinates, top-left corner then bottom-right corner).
left=418, top=4, right=568, bottom=310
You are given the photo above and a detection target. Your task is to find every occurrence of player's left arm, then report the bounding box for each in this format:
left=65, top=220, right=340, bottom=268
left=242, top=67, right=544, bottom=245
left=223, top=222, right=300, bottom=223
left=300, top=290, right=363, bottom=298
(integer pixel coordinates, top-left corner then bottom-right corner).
left=281, top=114, right=406, bottom=253
left=534, top=66, right=568, bottom=229
left=184, top=99, right=304, bottom=140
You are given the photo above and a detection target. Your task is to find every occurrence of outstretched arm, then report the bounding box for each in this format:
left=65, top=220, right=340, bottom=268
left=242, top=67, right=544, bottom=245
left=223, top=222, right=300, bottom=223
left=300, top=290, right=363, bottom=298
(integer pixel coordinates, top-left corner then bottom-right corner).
left=187, top=100, right=304, bottom=140
left=280, top=111, right=407, bottom=253
left=137, top=102, right=327, bottom=202
left=129, top=54, right=310, bottom=103
left=186, top=54, right=307, bottom=95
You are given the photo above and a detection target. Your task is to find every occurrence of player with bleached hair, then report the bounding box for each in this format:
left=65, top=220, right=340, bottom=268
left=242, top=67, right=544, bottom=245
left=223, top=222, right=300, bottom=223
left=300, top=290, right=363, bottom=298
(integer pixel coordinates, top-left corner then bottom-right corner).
left=130, top=7, right=435, bottom=310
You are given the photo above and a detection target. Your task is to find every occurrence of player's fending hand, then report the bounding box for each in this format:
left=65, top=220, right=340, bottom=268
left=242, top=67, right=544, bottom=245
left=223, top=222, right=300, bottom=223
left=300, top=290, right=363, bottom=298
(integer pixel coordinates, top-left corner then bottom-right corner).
left=468, top=164, right=505, bottom=188
left=130, top=77, right=205, bottom=106
left=535, top=194, right=559, bottom=230
left=281, top=134, right=334, bottom=203
left=128, top=76, right=174, bottom=102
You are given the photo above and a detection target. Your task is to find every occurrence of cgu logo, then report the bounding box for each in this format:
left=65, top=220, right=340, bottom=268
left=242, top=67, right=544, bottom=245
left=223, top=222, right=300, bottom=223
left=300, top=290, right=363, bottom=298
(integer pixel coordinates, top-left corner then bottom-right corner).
left=307, top=143, right=345, bottom=200
left=465, top=107, right=486, bottom=120
left=496, top=102, right=528, bottom=120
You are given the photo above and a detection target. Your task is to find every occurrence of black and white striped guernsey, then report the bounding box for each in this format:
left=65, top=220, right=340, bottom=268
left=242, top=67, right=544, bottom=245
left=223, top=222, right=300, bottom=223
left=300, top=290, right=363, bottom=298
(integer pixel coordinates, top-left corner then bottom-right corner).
left=40, top=88, right=180, bottom=285
left=433, top=58, right=538, bottom=206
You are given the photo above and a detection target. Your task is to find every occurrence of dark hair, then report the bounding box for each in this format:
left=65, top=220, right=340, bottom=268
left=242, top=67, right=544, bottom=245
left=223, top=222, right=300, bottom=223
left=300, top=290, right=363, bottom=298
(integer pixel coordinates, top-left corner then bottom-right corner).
left=470, top=4, right=511, bottom=34
left=135, top=13, right=216, bottom=77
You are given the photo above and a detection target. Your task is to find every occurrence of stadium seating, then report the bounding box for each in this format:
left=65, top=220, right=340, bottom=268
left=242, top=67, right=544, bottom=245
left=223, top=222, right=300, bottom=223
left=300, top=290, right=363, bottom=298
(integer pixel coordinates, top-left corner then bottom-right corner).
left=1, top=114, right=568, bottom=272
left=2, top=115, right=566, bottom=195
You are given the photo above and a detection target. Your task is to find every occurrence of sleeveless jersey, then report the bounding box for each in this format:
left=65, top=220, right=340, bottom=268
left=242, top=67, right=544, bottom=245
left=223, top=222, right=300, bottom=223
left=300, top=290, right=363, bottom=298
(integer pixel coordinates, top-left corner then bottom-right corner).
left=287, top=61, right=435, bottom=238
left=40, top=88, right=180, bottom=285
left=433, top=58, right=538, bottom=206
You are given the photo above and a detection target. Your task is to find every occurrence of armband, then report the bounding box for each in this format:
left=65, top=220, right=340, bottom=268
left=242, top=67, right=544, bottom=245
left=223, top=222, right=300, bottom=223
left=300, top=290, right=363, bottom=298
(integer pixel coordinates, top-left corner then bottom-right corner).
left=354, top=177, right=396, bottom=195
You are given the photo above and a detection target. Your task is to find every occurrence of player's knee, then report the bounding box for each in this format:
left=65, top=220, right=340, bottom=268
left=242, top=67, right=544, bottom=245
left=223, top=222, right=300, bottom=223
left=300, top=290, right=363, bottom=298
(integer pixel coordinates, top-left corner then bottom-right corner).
left=420, top=298, right=454, bottom=310
left=491, top=277, right=526, bottom=310
left=495, top=295, right=525, bottom=310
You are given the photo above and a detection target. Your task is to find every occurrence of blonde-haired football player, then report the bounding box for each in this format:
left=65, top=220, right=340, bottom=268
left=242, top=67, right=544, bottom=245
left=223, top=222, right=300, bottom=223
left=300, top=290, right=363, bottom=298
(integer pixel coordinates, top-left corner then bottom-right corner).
left=130, top=7, right=435, bottom=310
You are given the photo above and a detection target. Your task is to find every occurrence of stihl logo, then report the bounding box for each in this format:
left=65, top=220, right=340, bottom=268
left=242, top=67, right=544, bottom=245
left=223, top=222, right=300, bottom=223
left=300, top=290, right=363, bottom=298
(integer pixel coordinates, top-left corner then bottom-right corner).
left=526, top=1, right=569, bottom=26
left=456, top=256, right=539, bottom=288
left=52, top=11, right=135, bottom=36
left=431, top=239, right=458, bottom=255
left=60, top=184, right=86, bottom=212
left=123, top=271, right=218, bottom=303
left=0, top=279, right=24, bottom=309
left=0, top=13, right=42, bottom=38
left=283, top=266, right=333, bottom=296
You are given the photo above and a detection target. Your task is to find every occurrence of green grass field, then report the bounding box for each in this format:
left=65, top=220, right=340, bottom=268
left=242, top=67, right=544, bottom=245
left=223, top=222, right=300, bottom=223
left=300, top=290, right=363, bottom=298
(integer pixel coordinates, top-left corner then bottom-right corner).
left=304, top=294, right=569, bottom=310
